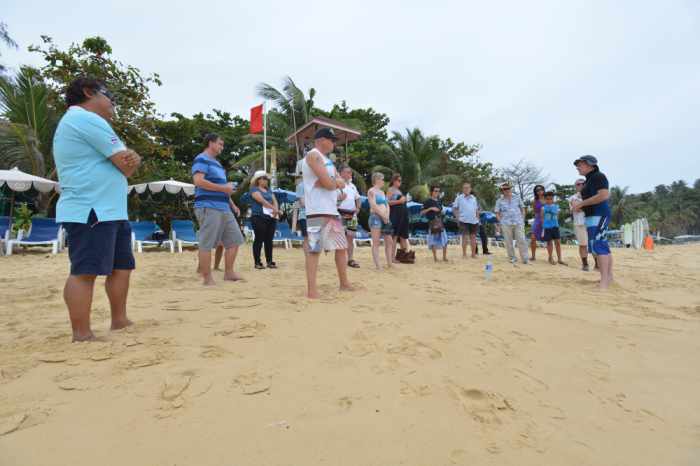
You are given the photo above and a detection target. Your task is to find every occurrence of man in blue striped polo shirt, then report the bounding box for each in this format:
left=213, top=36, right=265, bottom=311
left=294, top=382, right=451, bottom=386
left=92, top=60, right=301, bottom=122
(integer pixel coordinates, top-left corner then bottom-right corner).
left=192, top=133, right=244, bottom=285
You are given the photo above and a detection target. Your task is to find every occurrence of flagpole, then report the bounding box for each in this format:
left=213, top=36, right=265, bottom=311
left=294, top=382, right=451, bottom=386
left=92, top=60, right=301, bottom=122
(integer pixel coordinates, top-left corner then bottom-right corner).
left=263, top=101, right=267, bottom=173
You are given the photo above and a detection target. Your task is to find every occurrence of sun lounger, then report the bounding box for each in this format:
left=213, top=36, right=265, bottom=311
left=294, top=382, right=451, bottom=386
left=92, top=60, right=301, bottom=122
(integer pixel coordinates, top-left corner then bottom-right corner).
left=130, top=221, right=174, bottom=253
left=353, top=227, right=372, bottom=247
left=171, top=219, right=198, bottom=253
left=0, top=216, right=10, bottom=255
left=6, top=217, right=62, bottom=255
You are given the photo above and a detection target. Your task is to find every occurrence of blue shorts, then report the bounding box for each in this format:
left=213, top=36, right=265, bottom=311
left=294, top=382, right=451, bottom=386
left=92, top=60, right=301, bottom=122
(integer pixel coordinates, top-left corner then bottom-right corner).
left=543, top=227, right=560, bottom=241
left=586, top=215, right=610, bottom=256
left=369, top=214, right=393, bottom=235
left=298, top=219, right=307, bottom=237
left=63, top=210, right=135, bottom=276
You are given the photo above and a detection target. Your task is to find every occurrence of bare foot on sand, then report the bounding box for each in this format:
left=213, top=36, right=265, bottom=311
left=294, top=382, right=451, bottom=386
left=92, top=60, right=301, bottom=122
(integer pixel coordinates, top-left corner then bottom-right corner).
left=111, top=319, right=133, bottom=331
left=340, top=284, right=355, bottom=292
left=203, top=276, right=216, bottom=286
left=306, top=291, right=321, bottom=299
left=224, top=272, right=244, bottom=281
left=72, top=331, right=97, bottom=343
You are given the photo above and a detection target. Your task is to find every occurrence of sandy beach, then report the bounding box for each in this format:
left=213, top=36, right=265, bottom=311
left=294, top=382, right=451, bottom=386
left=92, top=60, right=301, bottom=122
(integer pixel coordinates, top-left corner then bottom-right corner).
left=1, top=243, right=699, bottom=466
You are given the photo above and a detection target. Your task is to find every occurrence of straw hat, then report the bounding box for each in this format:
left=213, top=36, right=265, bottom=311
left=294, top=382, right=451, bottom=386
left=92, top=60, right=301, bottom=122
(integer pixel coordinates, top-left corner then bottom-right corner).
left=251, top=170, right=269, bottom=185
left=499, top=181, right=512, bottom=190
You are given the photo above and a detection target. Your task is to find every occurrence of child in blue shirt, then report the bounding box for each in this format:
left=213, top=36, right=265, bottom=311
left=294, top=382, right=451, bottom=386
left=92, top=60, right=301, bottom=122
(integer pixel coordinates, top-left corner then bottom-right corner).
left=543, top=192, right=567, bottom=265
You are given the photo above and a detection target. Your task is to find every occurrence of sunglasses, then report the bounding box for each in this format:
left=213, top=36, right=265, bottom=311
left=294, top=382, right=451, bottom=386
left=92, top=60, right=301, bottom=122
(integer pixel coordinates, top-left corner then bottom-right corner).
left=502, top=187, right=511, bottom=190
left=97, top=87, right=116, bottom=104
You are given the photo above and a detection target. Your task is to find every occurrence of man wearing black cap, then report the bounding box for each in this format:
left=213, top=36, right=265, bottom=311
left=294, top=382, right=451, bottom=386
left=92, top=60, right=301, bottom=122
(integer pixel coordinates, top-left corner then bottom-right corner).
left=572, top=155, right=613, bottom=289
left=301, top=127, right=354, bottom=299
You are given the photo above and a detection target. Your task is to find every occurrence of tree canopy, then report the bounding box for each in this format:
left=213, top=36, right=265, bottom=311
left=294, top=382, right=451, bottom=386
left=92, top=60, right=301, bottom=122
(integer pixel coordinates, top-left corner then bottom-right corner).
left=0, top=33, right=696, bottom=236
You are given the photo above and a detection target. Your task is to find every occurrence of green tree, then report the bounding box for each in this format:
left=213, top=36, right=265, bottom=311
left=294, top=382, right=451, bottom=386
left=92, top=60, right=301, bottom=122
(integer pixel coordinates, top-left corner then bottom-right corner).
left=28, top=36, right=164, bottom=159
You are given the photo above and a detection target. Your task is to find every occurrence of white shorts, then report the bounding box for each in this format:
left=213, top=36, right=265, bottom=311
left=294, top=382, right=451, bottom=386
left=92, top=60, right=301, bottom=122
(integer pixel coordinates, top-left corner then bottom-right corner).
left=574, top=224, right=588, bottom=245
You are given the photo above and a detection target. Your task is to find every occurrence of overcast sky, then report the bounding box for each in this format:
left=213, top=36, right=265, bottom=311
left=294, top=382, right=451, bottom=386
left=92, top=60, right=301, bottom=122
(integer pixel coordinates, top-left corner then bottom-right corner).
left=3, top=0, right=699, bottom=192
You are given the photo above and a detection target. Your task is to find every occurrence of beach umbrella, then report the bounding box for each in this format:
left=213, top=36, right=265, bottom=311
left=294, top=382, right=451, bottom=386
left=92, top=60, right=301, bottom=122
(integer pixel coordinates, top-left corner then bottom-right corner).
left=480, top=211, right=498, bottom=224
left=0, top=167, right=59, bottom=220
left=407, top=201, right=423, bottom=215
left=128, top=178, right=195, bottom=196
left=272, top=188, right=297, bottom=204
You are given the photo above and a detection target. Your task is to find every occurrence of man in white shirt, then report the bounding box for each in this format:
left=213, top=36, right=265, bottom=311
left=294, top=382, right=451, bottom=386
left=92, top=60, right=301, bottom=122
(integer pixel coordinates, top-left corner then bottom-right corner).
left=569, top=178, right=590, bottom=271
left=337, top=165, right=362, bottom=268
left=302, top=128, right=353, bottom=299
left=453, top=182, right=480, bottom=258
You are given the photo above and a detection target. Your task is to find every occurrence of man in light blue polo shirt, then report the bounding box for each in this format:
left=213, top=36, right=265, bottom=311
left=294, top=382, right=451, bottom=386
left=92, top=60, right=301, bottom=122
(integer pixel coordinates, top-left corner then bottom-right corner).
left=54, top=77, right=141, bottom=342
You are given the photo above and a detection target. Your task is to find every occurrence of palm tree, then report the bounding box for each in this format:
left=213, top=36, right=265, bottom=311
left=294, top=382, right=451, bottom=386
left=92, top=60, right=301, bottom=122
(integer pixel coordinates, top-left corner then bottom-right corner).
left=609, top=185, right=629, bottom=227
left=0, top=67, right=57, bottom=177
left=386, top=128, right=441, bottom=189
left=257, top=76, right=316, bottom=128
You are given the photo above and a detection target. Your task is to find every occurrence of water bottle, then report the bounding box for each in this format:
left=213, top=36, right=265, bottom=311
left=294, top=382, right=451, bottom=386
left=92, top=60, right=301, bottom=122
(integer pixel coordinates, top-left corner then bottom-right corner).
left=484, top=261, right=493, bottom=280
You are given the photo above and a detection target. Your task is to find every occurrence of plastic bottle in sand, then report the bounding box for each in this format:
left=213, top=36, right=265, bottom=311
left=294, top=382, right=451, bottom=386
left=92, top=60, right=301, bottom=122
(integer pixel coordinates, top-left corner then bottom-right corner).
left=484, top=261, right=493, bottom=280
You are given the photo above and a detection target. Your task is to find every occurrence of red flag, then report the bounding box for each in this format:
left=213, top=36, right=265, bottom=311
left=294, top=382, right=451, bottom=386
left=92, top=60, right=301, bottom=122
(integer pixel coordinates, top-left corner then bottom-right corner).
left=250, top=104, right=263, bottom=134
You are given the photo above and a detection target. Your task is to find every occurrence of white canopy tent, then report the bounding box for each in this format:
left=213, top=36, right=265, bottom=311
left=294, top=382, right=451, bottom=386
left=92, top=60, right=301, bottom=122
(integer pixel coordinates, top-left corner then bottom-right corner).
left=0, top=167, right=60, bottom=219
left=128, top=179, right=195, bottom=196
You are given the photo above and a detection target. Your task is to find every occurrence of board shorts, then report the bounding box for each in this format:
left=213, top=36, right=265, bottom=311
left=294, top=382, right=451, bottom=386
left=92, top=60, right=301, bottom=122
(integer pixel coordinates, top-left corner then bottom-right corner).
left=586, top=215, right=610, bottom=256
left=369, top=214, right=393, bottom=236
left=307, top=216, right=348, bottom=253
left=574, top=224, right=588, bottom=245
left=459, top=222, right=478, bottom=235
left=543, top=226, right=560, bottom=241
left=195, top=207, right=244, bottom=251
left=63, top=209, right=135, bottom=276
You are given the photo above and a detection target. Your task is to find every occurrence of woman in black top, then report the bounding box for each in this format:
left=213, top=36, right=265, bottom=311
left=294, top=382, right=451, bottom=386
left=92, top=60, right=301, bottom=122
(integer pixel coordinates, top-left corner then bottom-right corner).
left=420, top=185, right=449, bottom=262
left=388, top=173, right=413, bottom=263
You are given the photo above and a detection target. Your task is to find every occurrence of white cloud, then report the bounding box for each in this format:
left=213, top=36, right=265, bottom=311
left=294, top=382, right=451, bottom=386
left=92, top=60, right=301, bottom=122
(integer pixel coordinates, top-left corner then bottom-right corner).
left=3, top=0, right=699, bottom=191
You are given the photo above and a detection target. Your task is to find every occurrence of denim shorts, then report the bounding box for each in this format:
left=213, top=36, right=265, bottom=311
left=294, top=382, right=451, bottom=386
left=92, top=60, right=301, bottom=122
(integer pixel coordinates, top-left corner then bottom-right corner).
left=62, top=210, right=135, bottom=276
left=369, top=214, right=393, bottom=235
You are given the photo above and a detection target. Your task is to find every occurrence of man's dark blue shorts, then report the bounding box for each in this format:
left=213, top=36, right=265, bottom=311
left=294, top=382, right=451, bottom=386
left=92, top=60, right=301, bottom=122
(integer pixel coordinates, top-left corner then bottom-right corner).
left=63, top=211, right=135, bottom=276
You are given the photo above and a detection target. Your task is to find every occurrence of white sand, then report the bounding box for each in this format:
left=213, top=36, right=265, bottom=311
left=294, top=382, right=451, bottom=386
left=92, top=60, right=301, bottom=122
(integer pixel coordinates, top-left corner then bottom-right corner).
left=1, top=243, right=699, bottom=465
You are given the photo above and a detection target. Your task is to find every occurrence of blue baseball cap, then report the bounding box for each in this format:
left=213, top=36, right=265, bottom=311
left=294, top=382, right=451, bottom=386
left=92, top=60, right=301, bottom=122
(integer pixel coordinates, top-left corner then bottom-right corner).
left=574, top=155, right=598, bottom=166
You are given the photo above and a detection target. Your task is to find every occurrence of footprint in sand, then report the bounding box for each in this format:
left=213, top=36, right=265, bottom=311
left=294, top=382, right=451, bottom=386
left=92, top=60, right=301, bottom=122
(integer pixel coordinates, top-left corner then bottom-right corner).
left=231, top=371, right=271, bottom=395
left=199, top=345, right=229, bottom=359
left=445, top=381, right=514, bottom=426
left=0, top=414, right=27, bottom=436
left=122, top=353, right=163, bottom=370
left=37, top=353, right=69, bottom=364
left=156, top=370, right=212, bottom=418
left=213, top=320, right=267, bottom=339
left=386, top=337, right=442, bottom=361
left=400, top=380, right=432, bottom=397
left=0, top=408, right=51, bottom=437
left=53, top=371, right=103, bottom=391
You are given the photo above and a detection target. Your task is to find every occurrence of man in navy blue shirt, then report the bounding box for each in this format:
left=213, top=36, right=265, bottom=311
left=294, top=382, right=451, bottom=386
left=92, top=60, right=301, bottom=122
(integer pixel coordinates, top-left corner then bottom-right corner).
left=572, top=155, right=613, bottom=289
left=191, top=133, right=244, bottom=285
